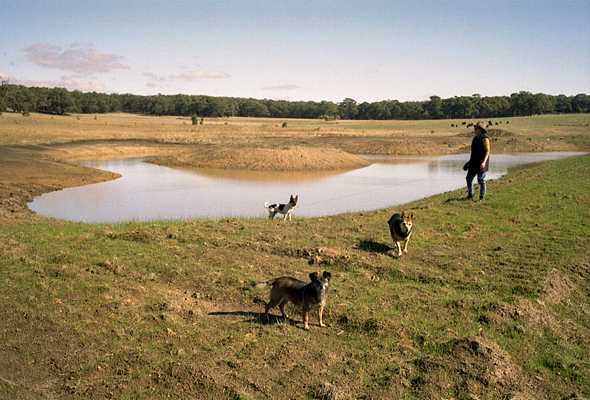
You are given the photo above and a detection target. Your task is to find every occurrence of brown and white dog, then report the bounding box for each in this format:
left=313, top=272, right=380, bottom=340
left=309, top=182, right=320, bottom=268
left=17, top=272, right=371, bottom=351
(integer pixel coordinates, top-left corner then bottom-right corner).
left=387, top=211, right=414, bottom=257
left=264, top=194, right=298, bottom=221
left=253, top=271, right=331, bottom=330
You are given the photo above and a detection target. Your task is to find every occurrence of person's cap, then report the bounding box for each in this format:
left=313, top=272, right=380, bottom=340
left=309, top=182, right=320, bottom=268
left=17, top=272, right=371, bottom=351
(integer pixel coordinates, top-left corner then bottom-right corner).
left=474, top=122, right=487, bottom=133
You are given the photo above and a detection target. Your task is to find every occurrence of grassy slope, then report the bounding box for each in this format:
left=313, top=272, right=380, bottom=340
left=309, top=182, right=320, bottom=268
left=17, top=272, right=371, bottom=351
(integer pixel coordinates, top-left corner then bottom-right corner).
left=1, top=155, right=589, bottom=399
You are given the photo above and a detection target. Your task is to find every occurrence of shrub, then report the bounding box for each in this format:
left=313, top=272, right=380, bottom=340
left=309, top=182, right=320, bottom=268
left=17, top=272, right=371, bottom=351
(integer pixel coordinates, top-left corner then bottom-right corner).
left=191, top=114, right=199, bottom=125
left=282, top=121, right=288, bottom=128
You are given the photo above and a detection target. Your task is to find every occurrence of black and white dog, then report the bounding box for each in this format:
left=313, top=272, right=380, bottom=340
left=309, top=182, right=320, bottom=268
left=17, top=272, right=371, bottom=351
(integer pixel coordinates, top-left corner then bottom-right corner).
left=264, top=194, right=298, bottom=221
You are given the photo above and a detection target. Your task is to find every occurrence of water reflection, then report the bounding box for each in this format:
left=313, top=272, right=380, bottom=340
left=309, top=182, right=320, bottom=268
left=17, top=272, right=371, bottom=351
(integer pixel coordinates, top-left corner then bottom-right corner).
left=28, top=152, right=585, bottom=223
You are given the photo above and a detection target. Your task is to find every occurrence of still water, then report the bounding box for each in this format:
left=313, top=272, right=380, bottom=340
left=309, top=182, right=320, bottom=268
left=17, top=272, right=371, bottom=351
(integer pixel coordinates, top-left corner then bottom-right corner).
left=28, top=152, right=584, bottom=223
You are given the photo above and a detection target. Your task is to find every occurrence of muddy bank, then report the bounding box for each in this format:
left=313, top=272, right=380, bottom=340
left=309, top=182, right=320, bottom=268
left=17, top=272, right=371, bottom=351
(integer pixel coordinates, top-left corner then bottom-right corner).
left=45, top=141, right=369, bottom=171
left=0, top=146, right=118, bottom=222
left=148, top=145, right=370, bottom=171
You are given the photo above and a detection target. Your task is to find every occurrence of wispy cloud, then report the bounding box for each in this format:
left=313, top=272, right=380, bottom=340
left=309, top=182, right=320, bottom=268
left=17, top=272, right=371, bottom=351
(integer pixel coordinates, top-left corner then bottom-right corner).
left=262, top=84, right=301, bottom=91
left=169, top=69, right=231, bottom=81
left=143, top=72, right=166, bottom=82
left=144, top=69, right=231, bottom=88
left=23, top=43, right=128, bottom=74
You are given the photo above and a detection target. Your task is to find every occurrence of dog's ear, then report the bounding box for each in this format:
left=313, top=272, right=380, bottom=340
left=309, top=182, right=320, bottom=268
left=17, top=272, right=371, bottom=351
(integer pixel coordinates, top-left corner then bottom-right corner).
left=409, top=212, right=415, bottom=220
left=309, top=272, right=319, bottom=282
left=401, top=211, right=405, bottom=217
left=322, top=271, right=332, bottom=280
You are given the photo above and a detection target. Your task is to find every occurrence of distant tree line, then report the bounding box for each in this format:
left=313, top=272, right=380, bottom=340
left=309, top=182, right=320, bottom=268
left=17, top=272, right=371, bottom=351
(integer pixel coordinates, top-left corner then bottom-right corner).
left=0, top=83, right=588, bottom=120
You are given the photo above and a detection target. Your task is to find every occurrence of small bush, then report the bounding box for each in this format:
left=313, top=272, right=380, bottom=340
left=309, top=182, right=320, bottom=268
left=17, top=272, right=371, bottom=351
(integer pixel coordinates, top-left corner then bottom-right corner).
left=281, top=121, right=288, bottom=128
left=191, top=114, right=199, bottom=125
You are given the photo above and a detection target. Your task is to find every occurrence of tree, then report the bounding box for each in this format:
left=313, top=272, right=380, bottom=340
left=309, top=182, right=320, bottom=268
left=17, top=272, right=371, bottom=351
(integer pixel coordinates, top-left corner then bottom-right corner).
left=318, top=101, right=338, bottom=119
left=43, top=88, right=73, bottom=115
left=0, top=83, right=587, bottom=121
left=425, top=96, right=444, bottom=119
left=554, top=95, right=572, bottom=113
left=238, top=99, right=270, bottom=117
left=572, top=94, right=590, bottom=113
left=338, top=98, right=358, bottom=119
left=531, top=93, right=554, bottom=115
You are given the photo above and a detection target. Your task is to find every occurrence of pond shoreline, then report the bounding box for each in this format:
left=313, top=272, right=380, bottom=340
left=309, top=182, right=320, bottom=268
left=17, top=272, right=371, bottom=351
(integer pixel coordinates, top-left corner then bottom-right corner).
left=27, top=152, right=587, bottom=223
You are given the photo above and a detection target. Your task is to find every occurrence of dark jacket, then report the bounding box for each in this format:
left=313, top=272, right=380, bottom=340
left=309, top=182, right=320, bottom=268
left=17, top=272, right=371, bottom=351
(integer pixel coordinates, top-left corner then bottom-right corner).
left=469, top=133, right=490, bottom=172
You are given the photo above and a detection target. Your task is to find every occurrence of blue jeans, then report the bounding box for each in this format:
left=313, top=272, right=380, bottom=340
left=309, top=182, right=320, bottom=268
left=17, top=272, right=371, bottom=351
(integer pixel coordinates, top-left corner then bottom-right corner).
left=466, top=170, right=487, bottom=199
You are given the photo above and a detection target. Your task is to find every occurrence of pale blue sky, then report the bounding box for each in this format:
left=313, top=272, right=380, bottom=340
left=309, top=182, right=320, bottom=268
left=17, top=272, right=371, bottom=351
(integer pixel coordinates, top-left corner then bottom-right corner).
left=1, top=0, right=588, bottom=101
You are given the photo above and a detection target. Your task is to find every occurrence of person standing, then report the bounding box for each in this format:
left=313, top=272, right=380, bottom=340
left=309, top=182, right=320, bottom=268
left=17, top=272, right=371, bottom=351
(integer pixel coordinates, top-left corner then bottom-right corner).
left=464, top=123, right=491, bottom=200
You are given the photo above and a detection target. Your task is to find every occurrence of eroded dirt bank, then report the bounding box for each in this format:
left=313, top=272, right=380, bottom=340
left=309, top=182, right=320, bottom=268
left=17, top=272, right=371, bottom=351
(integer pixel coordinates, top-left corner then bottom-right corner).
left=0, top=146, right=118, bottom=222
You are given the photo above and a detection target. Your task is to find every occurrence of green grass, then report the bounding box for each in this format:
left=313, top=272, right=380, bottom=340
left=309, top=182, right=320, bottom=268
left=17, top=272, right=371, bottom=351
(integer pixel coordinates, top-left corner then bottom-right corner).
left=1, top=155, right=589, bottom=399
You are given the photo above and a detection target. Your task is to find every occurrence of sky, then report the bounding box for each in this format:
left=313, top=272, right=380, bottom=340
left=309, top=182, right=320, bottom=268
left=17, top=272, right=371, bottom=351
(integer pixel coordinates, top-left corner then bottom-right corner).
left=0, top=0, right=589, bottom=102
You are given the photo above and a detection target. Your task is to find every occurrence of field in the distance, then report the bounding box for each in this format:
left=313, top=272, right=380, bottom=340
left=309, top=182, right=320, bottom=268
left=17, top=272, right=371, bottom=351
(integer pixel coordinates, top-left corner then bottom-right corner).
left=1, top=112, right=589, bottom=155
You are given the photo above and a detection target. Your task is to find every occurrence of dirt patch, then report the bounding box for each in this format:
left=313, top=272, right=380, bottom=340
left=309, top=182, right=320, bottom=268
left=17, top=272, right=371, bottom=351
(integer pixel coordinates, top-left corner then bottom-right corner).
left=410, top=336, right=533, bottom=398
left=500, top=298, right=579, bottom=342
left=540, top=269, right=575, bottom=305
left=274, top=246, right=352, bottom=266
left=496, top=270, right=578, bottom=340
left=148, top=286, right=218, bottom=320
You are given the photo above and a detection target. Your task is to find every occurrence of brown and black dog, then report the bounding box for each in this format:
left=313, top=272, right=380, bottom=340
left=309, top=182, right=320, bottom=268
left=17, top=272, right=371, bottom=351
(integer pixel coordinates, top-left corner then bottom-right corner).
left=387, top=211, right=414, bottom=257
left=254, top=271, right=331, bottom=330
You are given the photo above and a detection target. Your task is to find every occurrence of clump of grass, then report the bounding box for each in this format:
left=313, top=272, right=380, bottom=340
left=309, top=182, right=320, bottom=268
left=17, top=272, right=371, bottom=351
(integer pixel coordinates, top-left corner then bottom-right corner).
left=336, top=314, right=384, bottom=335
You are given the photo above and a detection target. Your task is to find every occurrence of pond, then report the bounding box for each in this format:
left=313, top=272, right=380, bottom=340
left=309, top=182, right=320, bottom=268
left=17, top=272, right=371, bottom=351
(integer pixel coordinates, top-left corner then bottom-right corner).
left=28, top=152, right=585, bottom=223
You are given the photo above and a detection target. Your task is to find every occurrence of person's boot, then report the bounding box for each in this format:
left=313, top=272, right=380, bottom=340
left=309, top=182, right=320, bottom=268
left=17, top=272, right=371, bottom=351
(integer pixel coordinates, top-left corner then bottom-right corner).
left=479, top=182, right=486, bottom=201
